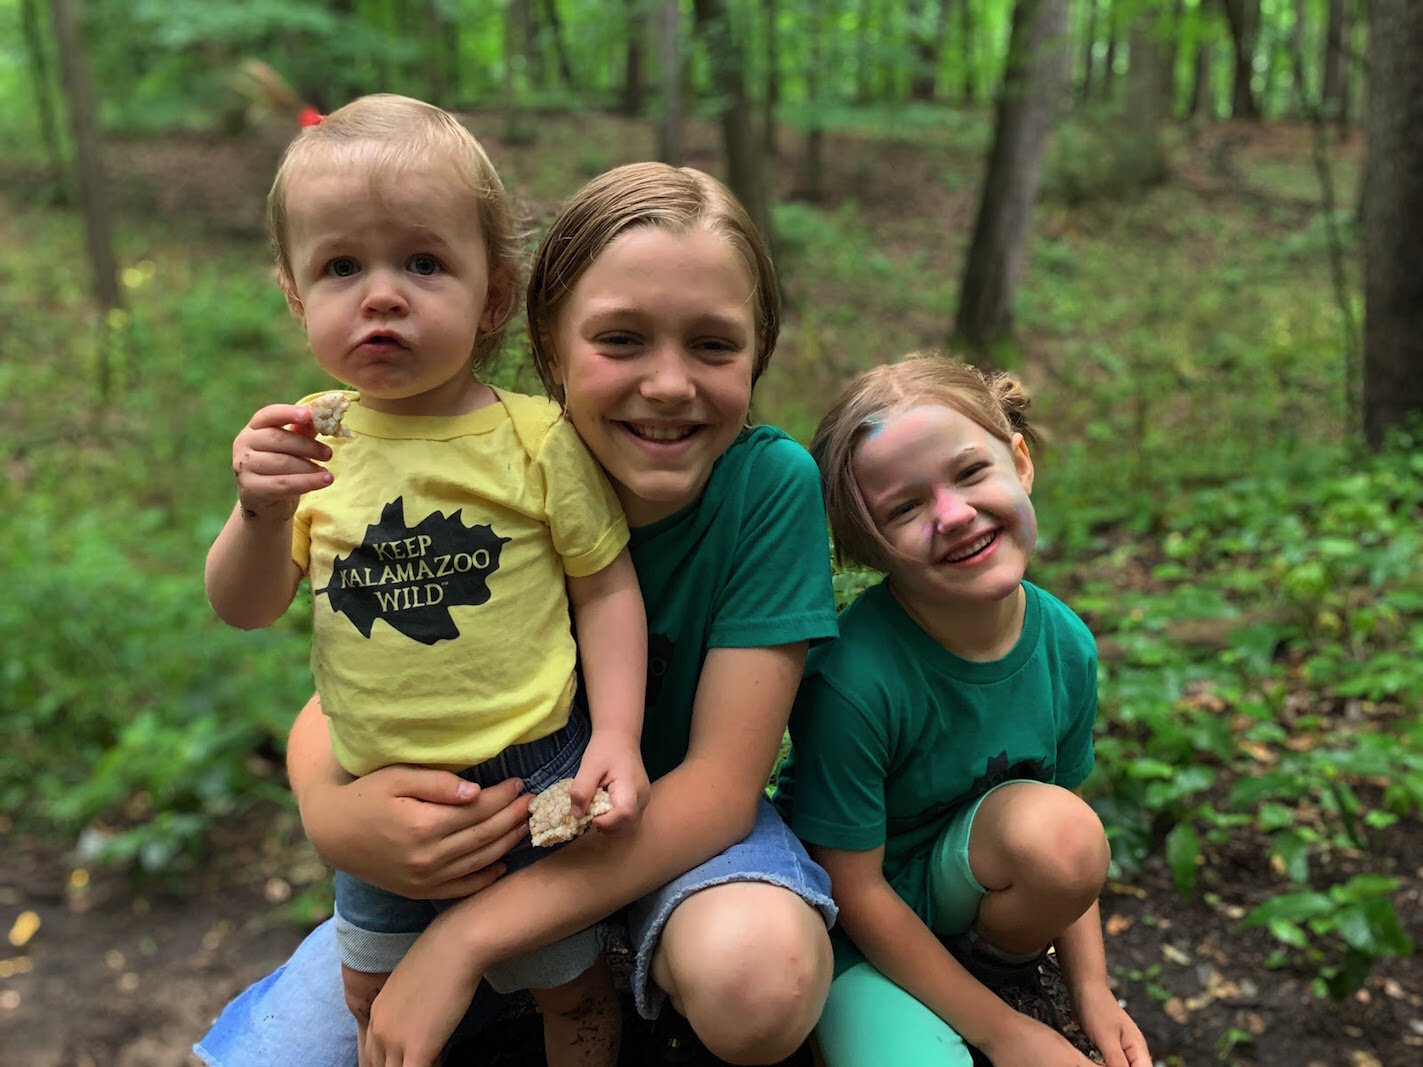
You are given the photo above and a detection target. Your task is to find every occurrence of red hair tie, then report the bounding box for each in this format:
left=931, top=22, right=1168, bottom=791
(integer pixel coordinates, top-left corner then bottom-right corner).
left=298, top=106, right=324, bottom=128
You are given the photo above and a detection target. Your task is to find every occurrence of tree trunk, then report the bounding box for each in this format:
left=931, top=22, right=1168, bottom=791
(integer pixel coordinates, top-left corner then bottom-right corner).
left=1362, top=0, right=1423, bottom=448
left=1122, top=12, right=1167, bottom=186
left=763, top=0, right=779, bottom=155
left=1161, top=0, right=1183, bottom=116
left=504, top=0, right=533, bottom=143
left=909, top=0, right=948, bottom=101
left=1100, top=0, right=1117, bottom=100
left=960, top=0, right=975, bottom=103
left=623, top=0, right=646, bottom=115
left=539, top=0, right=576, bottom=89
left=855, top=0, right=874, bottom=102
left=658, top=0, right=683, bottom=165
left=21, top=0, right=66, bottom=200
left=953, top=0, right=1070, bottom=356
left=1080, top=0, right=1098, bottom=102
left=49, top=0, right=119, bottom=312
left=1221, top=0, right=1261, bottom=119
left=795, top=0, right=826, bottom=202
left=1188, top=34, right=1213, bottom=118
left=1321, top=0, right=1349, bottom=126
left=423, top=0, right=449, bottom=106
left=692, top=0, right=772, bottom=245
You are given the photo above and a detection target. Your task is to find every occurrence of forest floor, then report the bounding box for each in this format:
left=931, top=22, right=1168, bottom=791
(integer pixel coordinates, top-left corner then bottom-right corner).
left=1, top=108, right=1419, bottom=1066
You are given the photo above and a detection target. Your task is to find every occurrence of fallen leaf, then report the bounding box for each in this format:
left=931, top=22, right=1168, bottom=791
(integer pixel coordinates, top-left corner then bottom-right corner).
left=1382, top=979, right=1404, bottom=1000
left=1350, top=1052, right=1382, bottom=1067
left=1163, top=997, right=1190, bottom=1024
left=7, top=911, right=39, bottom=949
left=1162, top=944, right=1192, bottom=966
left=1107, top=881, right=1147, bottom=899
left=1239, top=741, right=1277, bottom=765
left=0, top=990, right=19, bottom=1011
left=1242, top=1011, right=1266, bottom=1036
left=1105, top=914, right=1132, bottom=936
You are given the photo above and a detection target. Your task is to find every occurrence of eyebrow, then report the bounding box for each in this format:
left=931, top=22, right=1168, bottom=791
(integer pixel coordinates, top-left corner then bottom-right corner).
left=583, top=306, right=750, bottom=334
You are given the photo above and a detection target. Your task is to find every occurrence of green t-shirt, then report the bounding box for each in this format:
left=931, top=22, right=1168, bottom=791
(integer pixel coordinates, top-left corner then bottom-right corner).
left=628, top=426, right=840, bottom=782
left=779, top=579, right=1096, bottom=973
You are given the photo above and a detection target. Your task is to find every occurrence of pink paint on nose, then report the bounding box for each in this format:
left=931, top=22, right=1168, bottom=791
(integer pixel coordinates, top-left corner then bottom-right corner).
left=931, top=485, right=973, bottom=528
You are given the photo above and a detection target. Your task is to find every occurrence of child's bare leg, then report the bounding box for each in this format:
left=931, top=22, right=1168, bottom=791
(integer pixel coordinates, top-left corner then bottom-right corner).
left=341, top=963, right=392, bottom=1061
left=530, top=954, right=621, bottom=1067
left=968, top=782, right=1110, bottom=955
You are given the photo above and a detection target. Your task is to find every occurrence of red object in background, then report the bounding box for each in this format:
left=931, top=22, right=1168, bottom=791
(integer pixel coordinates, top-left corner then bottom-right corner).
left=298, top=106, right=324, bottom=127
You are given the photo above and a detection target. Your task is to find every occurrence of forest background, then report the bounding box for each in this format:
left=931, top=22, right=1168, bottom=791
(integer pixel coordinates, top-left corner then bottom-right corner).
left=0, top=1, right=1419, bottom=1065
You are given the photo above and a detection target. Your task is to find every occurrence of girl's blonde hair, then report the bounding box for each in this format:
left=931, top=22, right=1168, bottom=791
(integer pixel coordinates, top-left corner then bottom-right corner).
left=266, top=93, right=522, bottom=370
left=811, top=352, right=1038, bottom=572
left=525, top=162, right=779, bottom=403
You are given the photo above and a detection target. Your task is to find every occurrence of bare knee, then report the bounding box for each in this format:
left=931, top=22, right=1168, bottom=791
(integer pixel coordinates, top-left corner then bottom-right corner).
left=978, top=785, right=1110, bottom=901
left=341, top=964, right=390, bottom=1027
left=657, top=885, right=831, bottom=1064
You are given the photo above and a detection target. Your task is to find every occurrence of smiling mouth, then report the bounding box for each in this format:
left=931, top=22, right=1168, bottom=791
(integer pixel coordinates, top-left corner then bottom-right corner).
left=941, top=531, right=997, bottom=564
left=623, top=422, right=699, bottom=443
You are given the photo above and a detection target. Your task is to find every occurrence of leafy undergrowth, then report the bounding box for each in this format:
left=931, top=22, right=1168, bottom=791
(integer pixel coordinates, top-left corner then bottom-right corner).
left=1, top=110, right=1417, bottom=1064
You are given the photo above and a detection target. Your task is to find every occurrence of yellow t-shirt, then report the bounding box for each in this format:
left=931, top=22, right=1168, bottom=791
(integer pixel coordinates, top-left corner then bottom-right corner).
left=292, top=388, right=628, bottom=776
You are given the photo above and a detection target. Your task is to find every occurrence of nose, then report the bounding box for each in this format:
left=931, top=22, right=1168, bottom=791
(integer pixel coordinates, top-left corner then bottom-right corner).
left=361, top=267, right=408, bottom=316
left=929, top=485, right=975, bottom=530
left=639, top=345, right=696, bottom=405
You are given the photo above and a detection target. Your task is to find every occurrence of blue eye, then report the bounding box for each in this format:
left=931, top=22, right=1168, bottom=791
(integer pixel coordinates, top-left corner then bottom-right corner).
left=408, top=254, right=442, bottom=276
left=326, top=257, right=359, bottom=278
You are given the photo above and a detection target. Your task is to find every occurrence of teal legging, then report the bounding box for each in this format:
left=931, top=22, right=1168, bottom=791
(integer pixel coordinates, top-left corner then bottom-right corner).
left=816, top=961, right=975, bottom=1066
left=816, top=780, right=1030, bottom=1066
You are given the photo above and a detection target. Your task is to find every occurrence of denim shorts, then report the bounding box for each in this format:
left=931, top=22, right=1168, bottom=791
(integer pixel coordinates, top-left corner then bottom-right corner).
left=334, top=703, right=604, bottom=993
left=616, top=795, right=837, bottom=1019
left=195, top=797, right=835, bottom=1066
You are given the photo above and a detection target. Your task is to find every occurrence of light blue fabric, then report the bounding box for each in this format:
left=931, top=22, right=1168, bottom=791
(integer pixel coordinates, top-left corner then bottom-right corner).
left=192, top=918, right=508, bottom=1067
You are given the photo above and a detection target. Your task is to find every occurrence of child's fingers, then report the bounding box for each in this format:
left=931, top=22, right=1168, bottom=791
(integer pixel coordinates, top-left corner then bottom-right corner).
left=247, top=403, right=319, bottom=431
left=567, top=763, right=603, bottom=818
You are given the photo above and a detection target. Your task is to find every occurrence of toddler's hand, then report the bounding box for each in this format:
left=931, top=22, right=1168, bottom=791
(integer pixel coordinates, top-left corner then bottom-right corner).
left=231, top=403, right=333, bottom=522
left=570, top=729, right=650, bottom=834
left=983, top=1014, right=1099, bottom=1067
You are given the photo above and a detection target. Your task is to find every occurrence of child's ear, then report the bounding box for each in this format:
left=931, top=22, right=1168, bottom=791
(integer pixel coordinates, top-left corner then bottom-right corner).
left=1011, top=432, right=1035, bottom=494
left=277, top=272, right=305, bottom=322
left=480, top=267, right=518, bottom=334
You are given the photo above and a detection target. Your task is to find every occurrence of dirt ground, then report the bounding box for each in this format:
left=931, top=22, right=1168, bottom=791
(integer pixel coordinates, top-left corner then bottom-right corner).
left=2, top=111, right=1418, bottom=1066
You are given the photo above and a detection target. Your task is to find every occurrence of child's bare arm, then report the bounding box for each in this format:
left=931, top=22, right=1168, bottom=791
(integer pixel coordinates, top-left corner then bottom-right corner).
left=814, top=843, right=1097, bottom=1067
left=1053, top=898, right=1152, bottom=1067
left=204, top=404, right=330, bottom=628
left=565, top=547, right=649, bottom=826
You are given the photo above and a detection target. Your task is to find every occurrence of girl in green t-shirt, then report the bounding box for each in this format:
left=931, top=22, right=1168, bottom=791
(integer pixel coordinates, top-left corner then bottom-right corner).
left=786, top=354, right=1150, bottom=1067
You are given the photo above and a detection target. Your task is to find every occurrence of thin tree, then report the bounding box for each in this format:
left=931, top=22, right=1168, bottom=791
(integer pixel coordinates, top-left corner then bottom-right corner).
left=1321, top=0, right=1350, bottom=127
left=953, top=0, right=1070, bottom=357
left=1220, top=0, right=1261, bottom=119
left=763, top=0, right=780, bottom=156
left=49, top=0, right=120, bottom=339
left=795, top=0, right=828, bottom=202
left=1121, top=4, right=1168, bottom=187
left=658, top=0, right=683, bottom=165
left=21, top=0, right=66, bottom=199
left=692, top=0, right=772, bottom=245
left=623, top=0, right=647, bottom=116
left=1362, top=0, right=1423, bottom=447
left=909, top=0, right=949, bottom=101
left=1080, top=0, right=1099, bottom=101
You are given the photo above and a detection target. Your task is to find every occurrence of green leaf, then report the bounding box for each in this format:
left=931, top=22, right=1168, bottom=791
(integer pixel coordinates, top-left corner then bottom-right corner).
left=1164, top=822, right=1201, bottom=898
